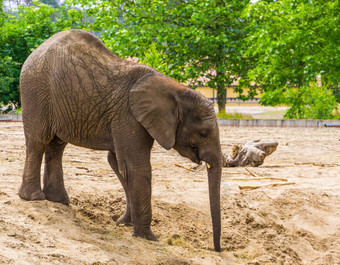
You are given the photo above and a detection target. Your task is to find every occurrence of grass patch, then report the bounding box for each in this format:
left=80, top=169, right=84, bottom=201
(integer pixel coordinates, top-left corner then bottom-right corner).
left=217, top=112, right=253, bottom=119
left=15, top=108, right=22, bottom=115
left=233, top=251, right=260, bottom=262
left=166, top=234, right=192, bottom=249
left=332, top=107, right=340, bottom=120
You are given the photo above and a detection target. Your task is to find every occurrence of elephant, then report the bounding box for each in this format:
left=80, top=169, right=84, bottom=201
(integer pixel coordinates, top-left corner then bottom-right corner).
left=19, top=29, right=222, bottom=251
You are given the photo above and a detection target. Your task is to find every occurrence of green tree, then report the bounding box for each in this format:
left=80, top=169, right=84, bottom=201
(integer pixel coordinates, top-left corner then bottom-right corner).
left=0, top=56, right=20, bottom=107
left=0, top=0, right=82, bottom=107
left=69, top=0, right=251, bottom=113
left=41, top=0, right=60, bottom=8
left=261, top=83, right=338, bottom=119
left=138, top=43, right=171, bottom=75
left=243, top=0, right=340, bottom=115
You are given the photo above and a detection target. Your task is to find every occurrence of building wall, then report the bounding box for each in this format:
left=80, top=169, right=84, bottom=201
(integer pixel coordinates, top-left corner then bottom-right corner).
left=195, top=86, right=261, bottom=106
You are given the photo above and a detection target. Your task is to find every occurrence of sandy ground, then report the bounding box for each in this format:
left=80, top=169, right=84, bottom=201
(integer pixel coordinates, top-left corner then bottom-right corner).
left=0, top=122, right=339, bottom=265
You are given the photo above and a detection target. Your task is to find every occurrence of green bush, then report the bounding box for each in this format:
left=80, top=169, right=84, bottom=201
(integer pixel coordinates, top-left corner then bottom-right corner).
left=0, top=1, right=82, bottom=107
left=283, top=83, right=338, bottom=120
left=0, top=56, right=20, bottom=107
left=138, top=43, right=171, bottom=76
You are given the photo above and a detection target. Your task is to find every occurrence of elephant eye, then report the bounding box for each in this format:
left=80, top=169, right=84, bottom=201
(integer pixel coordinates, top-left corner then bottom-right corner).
left=199, top=131, right=208, bottom=139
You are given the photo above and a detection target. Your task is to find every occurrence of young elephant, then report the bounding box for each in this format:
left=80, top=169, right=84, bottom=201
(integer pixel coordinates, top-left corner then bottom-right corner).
left=19, top=29, right=222, bottom=251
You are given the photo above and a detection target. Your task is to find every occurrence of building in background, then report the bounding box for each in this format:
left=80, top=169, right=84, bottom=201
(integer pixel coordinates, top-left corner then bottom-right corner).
left=196, top=86, right=261, bottom=106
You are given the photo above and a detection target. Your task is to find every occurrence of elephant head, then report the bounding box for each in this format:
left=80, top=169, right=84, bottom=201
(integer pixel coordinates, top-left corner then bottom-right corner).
left=130, top=73, right=222, bottom=251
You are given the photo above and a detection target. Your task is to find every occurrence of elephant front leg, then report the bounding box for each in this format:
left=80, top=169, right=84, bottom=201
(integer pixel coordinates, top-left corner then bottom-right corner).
left=114, top=156, right=157, bottom=241
left=129, top=171, right=157, bottom=241
left=112, top=127, right=157, bottom=241
left=108, top=151, right=132, bottom=226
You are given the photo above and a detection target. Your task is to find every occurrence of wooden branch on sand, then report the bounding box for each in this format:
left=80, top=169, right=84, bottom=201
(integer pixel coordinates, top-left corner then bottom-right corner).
left=175, top=164, right=195, bottom=172
left=245, top=167, right=259, bottom=177
left=238, top=182, right=296, bottom=190
left=228, top=177, right=288, bottom=181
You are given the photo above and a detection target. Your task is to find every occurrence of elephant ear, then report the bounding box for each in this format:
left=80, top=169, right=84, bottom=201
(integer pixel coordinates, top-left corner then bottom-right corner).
left=129, top=73, right=179, bottom=150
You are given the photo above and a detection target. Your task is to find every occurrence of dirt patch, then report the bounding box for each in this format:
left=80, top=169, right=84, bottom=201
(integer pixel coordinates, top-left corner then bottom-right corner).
left=0, top=123, right=339, bottom=264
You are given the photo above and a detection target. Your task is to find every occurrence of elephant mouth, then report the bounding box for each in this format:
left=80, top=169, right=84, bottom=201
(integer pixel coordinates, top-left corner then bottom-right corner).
left=192, top=147, right=202, bottom=165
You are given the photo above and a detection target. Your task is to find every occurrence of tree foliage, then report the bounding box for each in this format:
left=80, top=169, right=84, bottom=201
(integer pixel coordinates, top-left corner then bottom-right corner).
left=243, top=0, right=340, bottom=108
left=69, top=0, right=251, bottom=113
left=1, top=0, right=339, bottom=119
left=0, top=0, right=82, bottom=107
left=0, top=56, right=20, bottom=106
left=261, top=82, right=337, bottom=119
left=284, top=84, right=337, bottom=119
left=40, top=0, right=60, bottom=8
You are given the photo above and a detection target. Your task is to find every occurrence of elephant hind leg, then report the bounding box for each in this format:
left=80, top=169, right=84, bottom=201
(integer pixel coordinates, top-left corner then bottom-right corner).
left=108, top=151, right=132, bottom=226
left=19, top=140, right=48, bottom=201
left=43, top=137, right=69, bottom=205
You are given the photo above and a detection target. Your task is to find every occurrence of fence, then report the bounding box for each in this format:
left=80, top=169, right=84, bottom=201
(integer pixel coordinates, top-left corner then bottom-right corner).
left=0, top=114, right=22, bottom=121
left=1, top=114, right=339, bottom=127
left=218, top=118, right=340, bottom=127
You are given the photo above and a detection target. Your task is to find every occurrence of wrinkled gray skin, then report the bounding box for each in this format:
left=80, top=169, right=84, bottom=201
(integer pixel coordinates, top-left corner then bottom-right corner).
left=19, top=30, right=222, bottom=251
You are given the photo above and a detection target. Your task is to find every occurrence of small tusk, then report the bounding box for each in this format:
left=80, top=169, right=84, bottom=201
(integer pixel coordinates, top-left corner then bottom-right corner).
left=206, top=162, right=211, bottom=169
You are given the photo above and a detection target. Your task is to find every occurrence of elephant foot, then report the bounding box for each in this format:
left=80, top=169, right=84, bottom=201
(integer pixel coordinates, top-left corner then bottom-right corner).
left=43, top=188, right=70, bottom=205
left=133, top=228, right=158, bottom=241
left=115, top=213, right=132, bottom=226
left=19, top=181, right=45, bottom=201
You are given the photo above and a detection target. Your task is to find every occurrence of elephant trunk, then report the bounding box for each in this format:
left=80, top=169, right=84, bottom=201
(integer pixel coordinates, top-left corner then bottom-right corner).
left=201, top=148, right=222, bottom=252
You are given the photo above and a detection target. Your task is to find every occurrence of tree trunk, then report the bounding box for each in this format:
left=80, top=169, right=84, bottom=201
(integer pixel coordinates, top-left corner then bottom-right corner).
left=222, top=140, right=278, bottom=167
left=216, top=71, right=226, bottom=113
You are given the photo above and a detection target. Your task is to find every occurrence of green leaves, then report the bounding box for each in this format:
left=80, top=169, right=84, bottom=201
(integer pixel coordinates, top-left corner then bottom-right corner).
left=242, top=0, right=340, bottom=118
left=71, top=0, right=250, bottom=112
left=284, top=84, right=337, bottom=120
left=0, top=56, right=20, bottom=106
left=244, top=0, right=340, bottom=94
left=1, top=0, right=337, bottom=118
left=138, top=43, right=171, bottom=75
left=0, top=1, right=81, bottom=107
